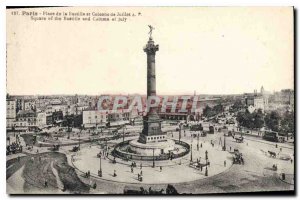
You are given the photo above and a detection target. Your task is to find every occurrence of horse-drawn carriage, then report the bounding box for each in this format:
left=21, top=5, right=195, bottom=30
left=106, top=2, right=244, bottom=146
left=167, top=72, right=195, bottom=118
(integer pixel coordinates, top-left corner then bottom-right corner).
left=233, top=149, right=244, bottom=164
left=6, top=143, right=23, bottom=155
left=52, top=144, right=60, bottom=151
left=189, top=160, right=208, bottom=170
left=71, top=146, right=80, bottom=152
left=235, top=136, right=244, bottom=143
left=268, top=150, right=277, bottom=158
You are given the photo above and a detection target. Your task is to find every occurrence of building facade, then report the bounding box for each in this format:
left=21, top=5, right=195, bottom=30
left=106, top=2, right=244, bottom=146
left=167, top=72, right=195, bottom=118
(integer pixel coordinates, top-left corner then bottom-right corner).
left=82, top=110, right=107, bottom=128
left=6, top=98, right=16, bottom=129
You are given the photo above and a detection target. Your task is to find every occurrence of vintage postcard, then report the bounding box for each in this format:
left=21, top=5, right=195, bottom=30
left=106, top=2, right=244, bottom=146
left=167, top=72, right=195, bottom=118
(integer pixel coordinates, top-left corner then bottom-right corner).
left=6, top=6, right=294, bottom=194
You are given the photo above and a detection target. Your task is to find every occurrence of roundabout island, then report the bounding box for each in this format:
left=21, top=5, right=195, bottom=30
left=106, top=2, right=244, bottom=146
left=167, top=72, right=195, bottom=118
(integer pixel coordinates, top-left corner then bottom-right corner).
left=71, top=135, right=233, bottom=184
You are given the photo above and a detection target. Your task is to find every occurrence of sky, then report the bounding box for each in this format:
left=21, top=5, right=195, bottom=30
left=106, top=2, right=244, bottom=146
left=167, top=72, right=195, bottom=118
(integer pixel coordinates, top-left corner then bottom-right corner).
left=6, top=7, right=294, bottom=95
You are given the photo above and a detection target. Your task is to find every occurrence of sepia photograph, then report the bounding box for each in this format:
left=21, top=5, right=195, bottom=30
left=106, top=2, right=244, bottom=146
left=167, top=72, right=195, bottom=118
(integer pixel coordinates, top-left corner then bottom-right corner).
left=5, top=6, right=295, bottom=195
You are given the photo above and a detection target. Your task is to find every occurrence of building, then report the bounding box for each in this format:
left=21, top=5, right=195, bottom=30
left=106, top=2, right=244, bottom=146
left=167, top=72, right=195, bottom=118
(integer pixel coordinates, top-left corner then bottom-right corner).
left=52, top=111, right=64, bottom=125
left=63, top=114, right=83, bottom=128
left=46, top=103, right=68, bottom=116
left=82, top=109, right=107, bottom=128
left=15, top=110, right=37, bottom=131
left=272, top=89, right=294, bottom=105
left=36, top=112, right=47, bottom=128
left=6, top=98, right=16, bottom=129
left=254, top=97, right=265, bottom=110
left=245, top=87, right=269, bottom=112
left=24, top=100, right=36, bottom=111
left=46, top=114, right=53, bottom=125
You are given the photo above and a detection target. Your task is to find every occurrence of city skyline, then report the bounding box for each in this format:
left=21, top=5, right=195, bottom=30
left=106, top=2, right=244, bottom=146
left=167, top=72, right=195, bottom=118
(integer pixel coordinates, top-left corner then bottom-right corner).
left=7, top=7, right=294, bottom=95
left=6, top=86, right=293, bottom=97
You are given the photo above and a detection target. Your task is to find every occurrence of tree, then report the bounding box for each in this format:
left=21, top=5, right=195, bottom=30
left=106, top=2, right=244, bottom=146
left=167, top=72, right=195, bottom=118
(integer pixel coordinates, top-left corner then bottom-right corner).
left=264, top=111, right=280, bottom=132
left=237, top=109, right=264, bottom=131
left=253, top=109, right=264, bottom=130
left=203, top=105, right=213, bottom=118
left=280, top=111, right=294, bottom=138
left=230, top=100, right=243, bottom=112
left=203, top=104, right=224, bottom=118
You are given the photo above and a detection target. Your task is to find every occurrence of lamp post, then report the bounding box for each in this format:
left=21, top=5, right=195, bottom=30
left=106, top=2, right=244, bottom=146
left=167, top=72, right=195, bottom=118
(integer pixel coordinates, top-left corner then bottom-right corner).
left=152, top=148, right=155, bottom=168
left=197, top=132, right=199, bottom=151
left=123, top=125, right=125, bottom=142
left=98, top=152, right=102, bottom=177
left=179, top=124, right=181, bottom=142
left=205, top=150, right=208, bottom=176
left=190, top=144, right=193, bottom=162
left=78, top=134, right=81, bottom=150
left=223, top=136, right=226, bottom=151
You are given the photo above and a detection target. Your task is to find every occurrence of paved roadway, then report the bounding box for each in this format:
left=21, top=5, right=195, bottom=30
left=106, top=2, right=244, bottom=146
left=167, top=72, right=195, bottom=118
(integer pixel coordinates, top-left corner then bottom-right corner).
left=73, top=130, right=295, bottom=194
left=6, top=127, right=294, bottom=194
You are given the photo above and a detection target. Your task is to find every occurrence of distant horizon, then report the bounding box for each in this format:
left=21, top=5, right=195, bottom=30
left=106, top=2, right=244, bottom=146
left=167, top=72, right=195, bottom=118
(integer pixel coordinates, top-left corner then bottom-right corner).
left=7, top=87, right=294, bottom=97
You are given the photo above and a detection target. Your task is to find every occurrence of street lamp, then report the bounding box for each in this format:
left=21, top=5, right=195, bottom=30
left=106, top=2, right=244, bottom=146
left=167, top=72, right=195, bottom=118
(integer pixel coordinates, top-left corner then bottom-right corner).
left=197, top=132, right=199, bottom=151
left=98, top=151, right=102, bottom=177
left=179, top=124, right=181, bottom=142
left=152, top=148, right=155, bottom=168
left=222, top=136, right=226, bottom=151
left=205, top=150, right=208, bottom=176
left=123, top=125, right=125, bottom=142
left=78, top=134, right=81, bottom=150
left=190, top=144, right=193, bottom=162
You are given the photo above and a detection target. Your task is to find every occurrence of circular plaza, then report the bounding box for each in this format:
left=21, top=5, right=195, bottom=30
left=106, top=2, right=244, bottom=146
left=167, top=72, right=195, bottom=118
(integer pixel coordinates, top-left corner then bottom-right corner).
left=70, top=136, right=233, bottom=184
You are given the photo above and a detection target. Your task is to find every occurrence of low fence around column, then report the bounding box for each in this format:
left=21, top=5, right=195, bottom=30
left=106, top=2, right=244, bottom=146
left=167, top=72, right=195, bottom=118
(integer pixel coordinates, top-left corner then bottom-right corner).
left=36, top=134, right=124, bottom=147
left=112, top=140, right=190, bottom=161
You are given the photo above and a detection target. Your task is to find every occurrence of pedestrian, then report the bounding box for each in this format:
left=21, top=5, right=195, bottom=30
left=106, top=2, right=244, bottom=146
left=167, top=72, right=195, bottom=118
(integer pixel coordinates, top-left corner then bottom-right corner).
left=140, top=163, right=142, bottom=169
left=138, top=173, right=140, bottom=180
left=275, top=144, right=278, bottom=148
left=224, top=160, right=226, bottom=167
left=160, top=166, right=162, bottom=172
left=200, top=143, right=202, bottom=148
left=230, top=146, right=232, bottom=152
left=131, top=166, right=134, bottom=173
left=140, top=170, right=143, bottom=175
left=44, top=180, right=48, bottom=187
left=140, top=174, right=143, bottom=182
left=93, top=182, right=97, bottom=189
left=291, top=159, right=293, bottom=164
left=113, top=170, right=117, bottom=177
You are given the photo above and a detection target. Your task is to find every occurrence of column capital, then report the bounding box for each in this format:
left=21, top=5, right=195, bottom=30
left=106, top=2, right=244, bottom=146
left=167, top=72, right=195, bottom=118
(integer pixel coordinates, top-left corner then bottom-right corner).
left=144, top=39, right=159, bottom=54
